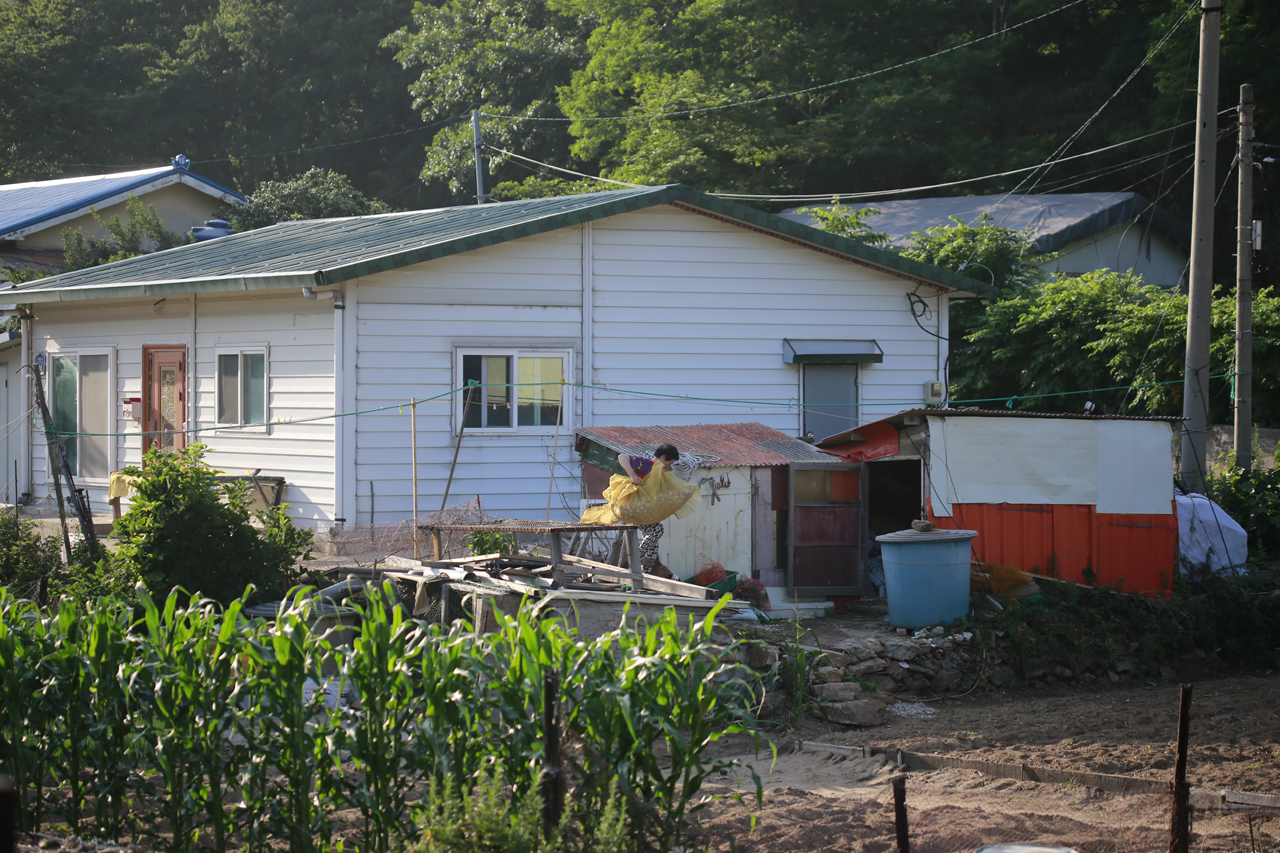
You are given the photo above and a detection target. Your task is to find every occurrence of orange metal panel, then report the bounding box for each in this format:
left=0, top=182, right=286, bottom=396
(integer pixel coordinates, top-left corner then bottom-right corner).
left=927, top=501, right=1176, bottom=595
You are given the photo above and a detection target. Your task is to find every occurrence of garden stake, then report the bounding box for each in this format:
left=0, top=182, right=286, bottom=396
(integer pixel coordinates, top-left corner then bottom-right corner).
left=1168, top=683, right=1193, bottom=853
left=1, top=774, right=14, bottom=853
left=893, top=775, right=910, bottom=853
left=540, top=671, right=564, bottom=839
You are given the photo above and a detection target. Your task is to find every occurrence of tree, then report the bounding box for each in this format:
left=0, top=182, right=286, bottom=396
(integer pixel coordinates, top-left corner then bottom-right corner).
left=228, top=168, right=391, bottom=231
left=384, top=0, right=593, bottom=201
left=954, top=270, right=1280, bottom=426
left=61, top=195, right=184, bottom=271
left=794, top=204, right=889, bottom=247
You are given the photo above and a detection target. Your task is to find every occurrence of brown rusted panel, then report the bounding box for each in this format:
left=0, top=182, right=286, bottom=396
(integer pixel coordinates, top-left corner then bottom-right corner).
left=582, top=463, right=612, bottom=500
left=576, top=422, right=844, bottom=467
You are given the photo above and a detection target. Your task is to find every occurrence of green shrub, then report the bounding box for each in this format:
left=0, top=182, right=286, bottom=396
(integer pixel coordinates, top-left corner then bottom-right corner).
left=110, top=444, right=311, bottom=604
left=1206, top=464, right=1280, bottom=559
left=0, top=507, right=62, bottom=593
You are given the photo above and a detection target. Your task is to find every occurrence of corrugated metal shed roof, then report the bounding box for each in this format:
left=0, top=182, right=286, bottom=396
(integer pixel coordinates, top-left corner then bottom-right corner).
left=576, top=422, right=845, bottom=467
left=8, top=184, right=994, bottom=304
left=780, top=192, right=1191, bottom=254
left=815, top=407, right=1184, bottom=447
left=0, top=163, right=243, bottom=241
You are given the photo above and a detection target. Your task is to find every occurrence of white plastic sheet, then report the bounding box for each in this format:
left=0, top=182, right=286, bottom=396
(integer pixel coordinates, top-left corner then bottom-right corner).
left=1175, top=493, right=1248, bottom=573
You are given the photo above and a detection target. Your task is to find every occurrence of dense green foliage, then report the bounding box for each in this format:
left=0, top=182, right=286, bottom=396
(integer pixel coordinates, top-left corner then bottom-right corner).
left=110, top=444, right=312, bottom=604
left=0, top=508, right=61, bottom=592
left=965, top=569, right=1280, bottom=684
left=227, top=168, right=391, bottom=231
left=0, top=586, right=762, bottom=851
left=61, top=195, right=184, bottom=271
left=1207, top=464, right=1280, bottom=559
left=952, top=270, right=1280, bottom=421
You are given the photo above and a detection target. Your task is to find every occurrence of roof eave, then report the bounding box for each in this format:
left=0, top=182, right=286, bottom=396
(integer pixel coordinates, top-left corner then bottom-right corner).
left=17, top=271, right=323, bottom=304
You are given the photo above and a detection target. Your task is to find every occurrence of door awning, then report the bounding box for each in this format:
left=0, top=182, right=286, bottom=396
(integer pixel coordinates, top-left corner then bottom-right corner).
left=783, top=338, right=883, bottom=365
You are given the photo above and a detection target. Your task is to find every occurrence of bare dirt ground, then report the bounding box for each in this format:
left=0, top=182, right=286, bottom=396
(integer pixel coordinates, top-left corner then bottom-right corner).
left=702, top=672, right=1280, bottom=852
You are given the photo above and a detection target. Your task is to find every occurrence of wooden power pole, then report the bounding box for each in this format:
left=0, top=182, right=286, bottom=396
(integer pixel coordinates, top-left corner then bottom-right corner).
left=1180, top=0, right=1223, bottom=493
left=1234, top=84, right=1255, bottom=471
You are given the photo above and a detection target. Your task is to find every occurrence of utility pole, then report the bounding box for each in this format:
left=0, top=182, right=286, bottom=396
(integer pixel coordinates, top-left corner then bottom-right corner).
left=472, top=109, right=486, bottom=205
left=1234, top=84, right=1255, bottom=471
left=1179, top=0, right=1223, bottom=493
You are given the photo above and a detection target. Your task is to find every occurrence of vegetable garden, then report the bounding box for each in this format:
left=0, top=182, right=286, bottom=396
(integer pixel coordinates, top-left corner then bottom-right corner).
left=0, top=584, right=764, bottom=853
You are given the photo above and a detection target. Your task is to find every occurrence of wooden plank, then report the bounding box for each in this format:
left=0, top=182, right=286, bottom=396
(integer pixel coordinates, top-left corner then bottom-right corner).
left=895, top=750, right=1170, bottom=794
left=1191, top=788, right=1280, bottom=815
left=561, top=554, right=712, bottom=600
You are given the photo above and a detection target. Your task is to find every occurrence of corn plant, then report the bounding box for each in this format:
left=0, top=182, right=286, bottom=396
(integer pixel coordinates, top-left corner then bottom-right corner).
left=41, top=600, right=93, bottom=834
left=77, top=597, right=139, bottom=839
left=0, top=591, right=59, bottom=831
left=237, top=591, right=340, bottom=853
left=561, top=598, right=764, bottom=851
left=335, top=583, right=430, bottom=853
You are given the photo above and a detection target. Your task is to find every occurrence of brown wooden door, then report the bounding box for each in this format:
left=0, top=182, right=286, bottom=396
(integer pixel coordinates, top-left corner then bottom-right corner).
left=143, top=346, right=186, bottom=455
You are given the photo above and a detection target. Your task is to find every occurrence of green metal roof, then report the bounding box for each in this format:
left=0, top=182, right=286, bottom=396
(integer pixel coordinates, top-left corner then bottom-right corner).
left=6, top=184, right=994, bottom=304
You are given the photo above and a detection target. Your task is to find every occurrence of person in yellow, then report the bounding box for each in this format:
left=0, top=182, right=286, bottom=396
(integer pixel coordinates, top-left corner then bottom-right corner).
left=580, top=443, right=700, bottom=577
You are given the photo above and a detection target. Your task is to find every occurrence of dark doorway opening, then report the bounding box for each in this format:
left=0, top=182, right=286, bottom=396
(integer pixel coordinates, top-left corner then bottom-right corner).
left=866, top=459, right=922, bottom=537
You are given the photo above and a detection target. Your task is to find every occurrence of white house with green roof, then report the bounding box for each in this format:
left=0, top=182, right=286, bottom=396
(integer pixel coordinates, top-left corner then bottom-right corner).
left=4, top=184, right=991, bottom=538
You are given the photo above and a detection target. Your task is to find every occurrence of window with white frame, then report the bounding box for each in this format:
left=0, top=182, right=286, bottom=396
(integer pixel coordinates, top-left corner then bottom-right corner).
left=216, top=346, right=268, bottom=429
left=455, top=349, right=570, bottom=432
left=48, top=349, right=113, bottom=480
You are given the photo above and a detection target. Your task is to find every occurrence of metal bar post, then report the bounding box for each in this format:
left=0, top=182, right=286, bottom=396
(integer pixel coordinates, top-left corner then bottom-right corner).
left=539, top=672, right=564, bottom=839
left=410, top=399, right=419, bottom=559
left=893, top=775, right=910, bottom=853
left=1168, top=684, right=1194, bottom=853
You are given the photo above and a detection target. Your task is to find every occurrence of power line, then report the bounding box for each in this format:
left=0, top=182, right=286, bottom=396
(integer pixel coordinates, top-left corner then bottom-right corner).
left=485, top=146, right=644, bottom=188
left=479, top=0, right=1088, bottom=124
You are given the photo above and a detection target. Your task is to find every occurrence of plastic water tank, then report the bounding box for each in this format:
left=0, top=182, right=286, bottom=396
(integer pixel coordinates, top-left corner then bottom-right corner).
left=189, top=219, right=234, bottom=242
left=875, top=528, right=978, bottom=629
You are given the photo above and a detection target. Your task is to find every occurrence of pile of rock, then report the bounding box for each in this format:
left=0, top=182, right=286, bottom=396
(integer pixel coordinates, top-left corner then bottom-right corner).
left=740, top=626, right=983, bottom=728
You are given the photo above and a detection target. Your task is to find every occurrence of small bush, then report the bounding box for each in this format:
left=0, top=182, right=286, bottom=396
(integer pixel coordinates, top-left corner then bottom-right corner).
left=0, top=508, right=62, bottom=592
left=110, top=444, right=311, bottom=604
left=1206, top=465, right=1280, bottom=559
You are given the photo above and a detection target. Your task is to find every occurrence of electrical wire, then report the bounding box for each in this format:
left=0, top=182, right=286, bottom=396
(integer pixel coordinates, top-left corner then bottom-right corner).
left=480, top=0, right=1087, bottom=124
left=484, top=146, right=645, bottom=188
left=710, top=119, right=1212, bottom=202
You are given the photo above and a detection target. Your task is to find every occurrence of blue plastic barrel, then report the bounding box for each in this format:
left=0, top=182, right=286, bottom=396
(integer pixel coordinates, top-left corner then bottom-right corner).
left=875, top=528, right=978, bottom=629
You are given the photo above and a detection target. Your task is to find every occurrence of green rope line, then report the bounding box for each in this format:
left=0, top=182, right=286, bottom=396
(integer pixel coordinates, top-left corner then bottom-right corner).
left=42, top=373, right=1228, bottom=439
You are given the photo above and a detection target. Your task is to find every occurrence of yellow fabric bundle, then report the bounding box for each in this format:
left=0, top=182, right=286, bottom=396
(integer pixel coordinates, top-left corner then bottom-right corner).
left=580, top=468, right=701, bottom=527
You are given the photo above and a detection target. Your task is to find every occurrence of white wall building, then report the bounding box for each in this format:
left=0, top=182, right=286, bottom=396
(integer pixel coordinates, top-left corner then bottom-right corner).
left=6, top=185, right=990, bottom=534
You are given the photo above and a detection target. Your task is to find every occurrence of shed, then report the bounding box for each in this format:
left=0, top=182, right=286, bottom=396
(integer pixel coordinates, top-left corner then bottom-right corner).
left=575, top=423, right=859, bottom=596
left=816, top=409, right=1181, bottom=594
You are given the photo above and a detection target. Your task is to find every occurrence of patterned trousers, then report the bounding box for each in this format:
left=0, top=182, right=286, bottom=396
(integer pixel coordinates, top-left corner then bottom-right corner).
left=638, top=523, right=665, bottom=565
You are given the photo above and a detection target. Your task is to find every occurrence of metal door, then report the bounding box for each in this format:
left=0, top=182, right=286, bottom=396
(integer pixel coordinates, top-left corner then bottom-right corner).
left=788, top=463, right=862, bottom=594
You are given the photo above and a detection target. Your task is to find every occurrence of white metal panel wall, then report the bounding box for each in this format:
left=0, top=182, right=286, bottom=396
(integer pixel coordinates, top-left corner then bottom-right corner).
left=193, top=291, right=336, bottom=525
left=27, top=292, right=337, bottom=526
left=590, top=206, right=946, bottom=432
left=353, top=229, right=585, bottom=522
left=1095, top=420, right=1175, bottom=514
left=660, top=467, right=753, bottom=579
left=937, top=416, right=1099, bottom=506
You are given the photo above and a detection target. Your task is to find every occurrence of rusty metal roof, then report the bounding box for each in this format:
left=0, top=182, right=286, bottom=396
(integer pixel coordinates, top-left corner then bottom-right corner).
left=816, top=407, right=1184, bottom=447
left=576, top=423, right=843, bottom=467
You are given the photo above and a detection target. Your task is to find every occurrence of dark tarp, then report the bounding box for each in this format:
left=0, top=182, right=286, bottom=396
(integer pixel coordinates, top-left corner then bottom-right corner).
left=780, top=192, right=1191, bottom=255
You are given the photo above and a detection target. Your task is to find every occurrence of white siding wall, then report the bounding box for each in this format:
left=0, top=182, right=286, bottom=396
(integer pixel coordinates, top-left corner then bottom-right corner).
left=352, top=229, right=585, bottom=524
left=661, top=466, right=753, bottom=580
left=352, top=204, right=946, bottom=524
left=590, top=206, right=945, bottom=430
left=27, top=291, right=336, bottom=525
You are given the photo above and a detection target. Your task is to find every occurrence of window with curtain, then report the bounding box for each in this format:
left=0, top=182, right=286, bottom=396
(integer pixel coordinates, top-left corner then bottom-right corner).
left=456, top=349, right=569, bottom=432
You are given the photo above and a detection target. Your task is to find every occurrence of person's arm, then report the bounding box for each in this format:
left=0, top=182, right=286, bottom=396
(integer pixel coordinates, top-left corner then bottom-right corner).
left=618, top=453, right=649, bottom=484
